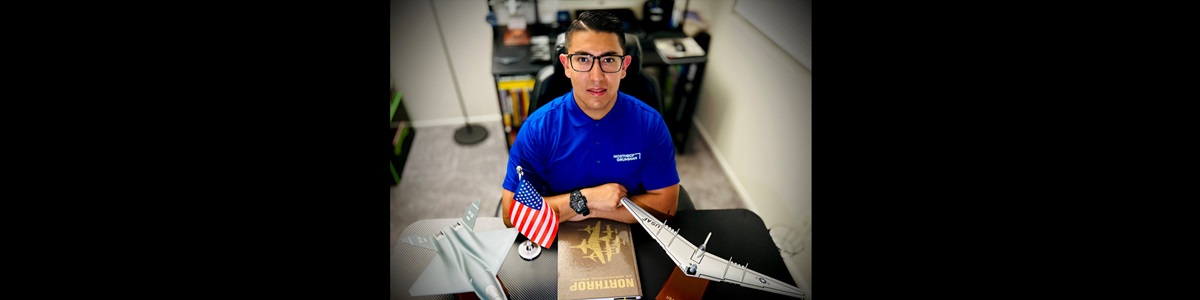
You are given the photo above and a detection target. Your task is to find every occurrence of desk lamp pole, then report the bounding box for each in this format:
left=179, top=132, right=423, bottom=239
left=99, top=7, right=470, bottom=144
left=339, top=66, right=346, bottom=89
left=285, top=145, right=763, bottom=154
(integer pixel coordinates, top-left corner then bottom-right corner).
left=431, top=0, right=488, bottom=145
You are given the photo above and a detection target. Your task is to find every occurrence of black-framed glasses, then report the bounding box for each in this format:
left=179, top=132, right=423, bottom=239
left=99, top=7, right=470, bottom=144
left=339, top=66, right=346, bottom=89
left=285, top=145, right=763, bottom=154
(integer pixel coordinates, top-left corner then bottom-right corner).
left=566, top=54, right=626, bottom=73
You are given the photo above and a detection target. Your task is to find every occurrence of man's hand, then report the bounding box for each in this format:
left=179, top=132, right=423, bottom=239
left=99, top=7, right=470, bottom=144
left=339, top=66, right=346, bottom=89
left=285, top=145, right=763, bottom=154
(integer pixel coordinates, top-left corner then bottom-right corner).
left=583, top=183, right=626, bottom=212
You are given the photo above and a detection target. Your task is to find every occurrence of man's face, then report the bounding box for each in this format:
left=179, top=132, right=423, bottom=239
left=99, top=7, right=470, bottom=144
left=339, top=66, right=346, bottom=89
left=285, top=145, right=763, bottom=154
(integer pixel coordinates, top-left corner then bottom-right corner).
left=559, top=31, right=631, bottom=115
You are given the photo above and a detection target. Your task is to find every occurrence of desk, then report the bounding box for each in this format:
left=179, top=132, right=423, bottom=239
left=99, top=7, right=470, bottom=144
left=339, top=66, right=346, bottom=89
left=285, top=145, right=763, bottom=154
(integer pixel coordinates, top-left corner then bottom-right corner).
left=391, top=210, right=799, bottom=299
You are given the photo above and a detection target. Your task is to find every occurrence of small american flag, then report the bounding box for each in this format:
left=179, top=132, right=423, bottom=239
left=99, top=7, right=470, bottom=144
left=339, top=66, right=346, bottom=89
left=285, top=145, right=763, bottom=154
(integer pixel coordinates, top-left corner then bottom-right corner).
left=511, top=166, right=558, bottom=248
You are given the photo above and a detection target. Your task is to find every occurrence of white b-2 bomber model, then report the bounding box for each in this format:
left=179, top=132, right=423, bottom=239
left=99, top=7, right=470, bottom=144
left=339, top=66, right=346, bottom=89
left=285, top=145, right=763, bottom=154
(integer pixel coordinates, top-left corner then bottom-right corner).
left=620, top=198, right=807, bottom=299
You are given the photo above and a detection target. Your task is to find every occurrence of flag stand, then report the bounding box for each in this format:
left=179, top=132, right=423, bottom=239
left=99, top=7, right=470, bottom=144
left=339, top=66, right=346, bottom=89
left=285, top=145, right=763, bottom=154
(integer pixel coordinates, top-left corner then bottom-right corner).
left=518, top=240, right=541, bottom=260
left=516, top=165, right=541, bottom=260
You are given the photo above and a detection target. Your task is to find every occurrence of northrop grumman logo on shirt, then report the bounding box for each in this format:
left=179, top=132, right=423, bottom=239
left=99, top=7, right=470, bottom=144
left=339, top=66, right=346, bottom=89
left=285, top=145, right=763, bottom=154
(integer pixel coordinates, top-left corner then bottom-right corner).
left=613, top=153, right=641, bottom=162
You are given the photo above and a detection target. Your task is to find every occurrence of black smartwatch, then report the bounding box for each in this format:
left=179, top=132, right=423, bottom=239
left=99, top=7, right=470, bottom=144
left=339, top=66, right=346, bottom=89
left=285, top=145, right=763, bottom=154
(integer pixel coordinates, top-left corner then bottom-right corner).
left=569, top=190, right=590, bottom=216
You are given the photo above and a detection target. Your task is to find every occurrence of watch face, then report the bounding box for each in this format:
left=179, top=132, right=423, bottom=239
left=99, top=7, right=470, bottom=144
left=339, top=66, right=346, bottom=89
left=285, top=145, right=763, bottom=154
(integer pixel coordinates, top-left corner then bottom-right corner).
left=571, top=192, right=586, bottom=213
left=571, top=196, right=583, bottom=211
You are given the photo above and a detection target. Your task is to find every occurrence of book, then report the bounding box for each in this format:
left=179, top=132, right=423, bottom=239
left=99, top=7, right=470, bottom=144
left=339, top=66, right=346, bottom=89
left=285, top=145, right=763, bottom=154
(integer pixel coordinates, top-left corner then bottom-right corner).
left=503, top=18, right=531, bottom=46
left=654, top=267, right=709, bottom=300
left=558, top=219, right=643, bottom=300
left=500, top=88, right=512, bottom=132
left=510, top=89, right=520, bottom=127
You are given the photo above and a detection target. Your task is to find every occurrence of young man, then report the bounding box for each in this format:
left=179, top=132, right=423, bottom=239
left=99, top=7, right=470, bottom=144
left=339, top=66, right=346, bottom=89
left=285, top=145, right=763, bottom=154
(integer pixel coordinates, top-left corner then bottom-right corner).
left=501, top=11, right=680, bottom=227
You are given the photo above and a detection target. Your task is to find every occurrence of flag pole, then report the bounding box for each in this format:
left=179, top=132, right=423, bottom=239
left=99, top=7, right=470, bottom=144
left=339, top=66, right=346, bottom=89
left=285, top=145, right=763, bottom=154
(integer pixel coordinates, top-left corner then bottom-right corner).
left=515, top=165, right=542, bottom=260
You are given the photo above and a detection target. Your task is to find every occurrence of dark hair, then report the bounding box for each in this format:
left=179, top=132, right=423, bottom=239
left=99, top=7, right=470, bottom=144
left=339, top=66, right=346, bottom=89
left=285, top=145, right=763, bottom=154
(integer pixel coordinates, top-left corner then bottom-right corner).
left=564, top=11, right=626, bottom=55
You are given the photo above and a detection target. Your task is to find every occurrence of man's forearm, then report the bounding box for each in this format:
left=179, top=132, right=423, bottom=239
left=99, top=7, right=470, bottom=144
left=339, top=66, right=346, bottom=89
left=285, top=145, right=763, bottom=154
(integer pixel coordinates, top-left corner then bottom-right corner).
left=626, top=187, right=679, bottom=221
left=547, top=183, right=624, bottom=223
left=543, top=192, right=580, bottom=224
left=578, top=202, right=636, bottom=223
left=502, top=189, right=578, bottom=227
left=581, top=184, right=680, bottom=224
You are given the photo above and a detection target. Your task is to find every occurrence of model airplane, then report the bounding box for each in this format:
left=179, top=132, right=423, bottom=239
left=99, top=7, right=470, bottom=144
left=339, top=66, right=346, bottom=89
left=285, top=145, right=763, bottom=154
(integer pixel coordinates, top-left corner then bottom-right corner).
left=401, top=200, right=520, bottom=300
left=620, top=198, right=807, bottom=299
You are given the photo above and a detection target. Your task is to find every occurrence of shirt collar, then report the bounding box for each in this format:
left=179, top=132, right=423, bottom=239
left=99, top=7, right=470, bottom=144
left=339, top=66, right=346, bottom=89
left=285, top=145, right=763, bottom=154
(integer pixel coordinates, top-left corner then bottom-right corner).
left=566, top=91, right=624, bottom=127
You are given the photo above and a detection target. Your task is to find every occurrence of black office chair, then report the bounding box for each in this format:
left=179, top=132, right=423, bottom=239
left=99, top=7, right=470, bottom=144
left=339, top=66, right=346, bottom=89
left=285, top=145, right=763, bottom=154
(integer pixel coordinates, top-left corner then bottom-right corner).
left=531, top=33, right=664, bottom=115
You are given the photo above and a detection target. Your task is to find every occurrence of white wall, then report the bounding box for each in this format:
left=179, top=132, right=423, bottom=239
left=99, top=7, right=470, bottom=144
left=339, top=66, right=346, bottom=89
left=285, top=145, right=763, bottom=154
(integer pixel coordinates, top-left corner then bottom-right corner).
left=392, top=0, right=500, bottom=127
left=687, top=0, right=811, bottom=293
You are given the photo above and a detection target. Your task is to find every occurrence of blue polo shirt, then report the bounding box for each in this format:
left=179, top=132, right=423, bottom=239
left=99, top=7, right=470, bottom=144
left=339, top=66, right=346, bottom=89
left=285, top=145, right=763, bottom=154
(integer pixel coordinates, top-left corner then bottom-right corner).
left=503, top=91, right=679, bottom=197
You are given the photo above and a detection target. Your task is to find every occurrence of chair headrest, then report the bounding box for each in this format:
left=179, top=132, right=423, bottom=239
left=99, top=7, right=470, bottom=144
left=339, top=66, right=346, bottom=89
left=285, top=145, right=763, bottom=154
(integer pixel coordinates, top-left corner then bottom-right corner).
left=554, top=33, right=643, bottom=78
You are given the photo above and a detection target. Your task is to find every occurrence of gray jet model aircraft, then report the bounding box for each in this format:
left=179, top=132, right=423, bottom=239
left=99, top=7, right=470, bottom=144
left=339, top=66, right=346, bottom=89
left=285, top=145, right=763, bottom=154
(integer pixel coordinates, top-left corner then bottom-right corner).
left=621, top=198, right=807, bottom=299
left=402, top=200, right=519, bottom=300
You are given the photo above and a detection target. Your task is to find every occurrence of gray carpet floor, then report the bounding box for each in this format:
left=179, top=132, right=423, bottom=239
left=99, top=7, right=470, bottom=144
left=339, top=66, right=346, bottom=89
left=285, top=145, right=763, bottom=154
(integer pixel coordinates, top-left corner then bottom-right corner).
left=390, top=120, right=744, bottom=250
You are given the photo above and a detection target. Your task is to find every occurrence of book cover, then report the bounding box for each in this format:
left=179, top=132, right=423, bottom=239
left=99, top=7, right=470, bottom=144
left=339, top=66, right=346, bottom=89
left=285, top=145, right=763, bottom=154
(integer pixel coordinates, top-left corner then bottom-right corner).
left=501, top=89, right=512, bottom=131
left=503, top=17, right=531, bottom=46
left=558, top=220, right=642, bottom=300
left=654, top=267, right=709, bottom=300
left=503, top=27, right=531, bottom=46
left=522, top=88, right=531, bottom=119
left=510, top=89, right=521, bottom=127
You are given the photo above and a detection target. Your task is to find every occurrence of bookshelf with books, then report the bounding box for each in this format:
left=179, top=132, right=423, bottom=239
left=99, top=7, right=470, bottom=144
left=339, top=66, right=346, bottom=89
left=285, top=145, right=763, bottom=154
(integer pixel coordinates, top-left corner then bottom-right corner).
left=495, top=74, right=536, bottom=149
